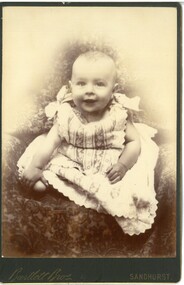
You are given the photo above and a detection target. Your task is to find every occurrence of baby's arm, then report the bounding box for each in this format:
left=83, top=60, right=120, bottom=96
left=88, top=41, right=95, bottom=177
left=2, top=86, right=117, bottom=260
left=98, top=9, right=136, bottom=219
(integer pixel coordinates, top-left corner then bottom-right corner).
left=21, top=124, right=61, bottom=189
left=106, top=119, right=141, bottom=184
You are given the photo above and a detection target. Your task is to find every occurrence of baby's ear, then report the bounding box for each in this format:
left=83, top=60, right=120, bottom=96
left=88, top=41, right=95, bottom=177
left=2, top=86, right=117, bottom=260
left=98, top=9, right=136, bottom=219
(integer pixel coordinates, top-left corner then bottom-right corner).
left=68, top=80, right=72, bottom=91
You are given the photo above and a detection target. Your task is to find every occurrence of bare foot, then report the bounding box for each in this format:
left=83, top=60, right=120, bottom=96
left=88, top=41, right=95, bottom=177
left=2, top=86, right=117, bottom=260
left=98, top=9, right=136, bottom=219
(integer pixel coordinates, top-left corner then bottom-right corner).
left=33, top=180, right=47, bottom=192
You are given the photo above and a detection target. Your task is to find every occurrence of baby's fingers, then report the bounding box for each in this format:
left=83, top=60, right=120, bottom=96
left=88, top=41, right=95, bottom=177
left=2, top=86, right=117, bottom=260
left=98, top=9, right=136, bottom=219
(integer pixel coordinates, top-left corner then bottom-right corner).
left=108, top=172, right=121, bottom=183
left=107, top=171, right=117, bottom=180
left=21, top=179, right=33, bottom=191
left=105, top=166, right=113, bottom=174
left=110, top=176, right=121, bottom=184
left=20, top=175, right=36, bottom=189
left=20, top=175, right=27, bottom=185
left=107, top=167, right=120, bottom=180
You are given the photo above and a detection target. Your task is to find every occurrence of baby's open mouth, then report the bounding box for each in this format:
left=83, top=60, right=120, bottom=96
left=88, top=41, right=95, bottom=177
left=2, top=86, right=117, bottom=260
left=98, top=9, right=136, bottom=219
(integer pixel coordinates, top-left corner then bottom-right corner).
left=83, top=99, right=97, bottom=104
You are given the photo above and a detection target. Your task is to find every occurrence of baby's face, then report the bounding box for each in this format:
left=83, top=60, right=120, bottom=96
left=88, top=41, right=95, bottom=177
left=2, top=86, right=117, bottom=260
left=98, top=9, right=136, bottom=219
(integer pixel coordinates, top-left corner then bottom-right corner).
left=70, top=57, right=116, bottom=116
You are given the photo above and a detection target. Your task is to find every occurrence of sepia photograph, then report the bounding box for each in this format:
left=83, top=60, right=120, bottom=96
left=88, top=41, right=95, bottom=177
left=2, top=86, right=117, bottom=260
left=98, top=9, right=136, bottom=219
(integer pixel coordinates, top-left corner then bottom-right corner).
left=1, top=2, right=181, bottom=283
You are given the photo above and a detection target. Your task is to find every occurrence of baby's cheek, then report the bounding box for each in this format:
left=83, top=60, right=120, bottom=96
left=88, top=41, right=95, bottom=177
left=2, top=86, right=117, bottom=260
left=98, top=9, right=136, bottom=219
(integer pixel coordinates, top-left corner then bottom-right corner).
left=73, top=94, right=83, bottom=104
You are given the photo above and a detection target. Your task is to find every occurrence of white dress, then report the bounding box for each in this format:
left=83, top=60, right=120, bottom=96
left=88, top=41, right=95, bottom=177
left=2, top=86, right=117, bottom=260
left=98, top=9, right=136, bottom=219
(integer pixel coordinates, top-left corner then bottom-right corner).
left=17, top=92, right=159, bottom=236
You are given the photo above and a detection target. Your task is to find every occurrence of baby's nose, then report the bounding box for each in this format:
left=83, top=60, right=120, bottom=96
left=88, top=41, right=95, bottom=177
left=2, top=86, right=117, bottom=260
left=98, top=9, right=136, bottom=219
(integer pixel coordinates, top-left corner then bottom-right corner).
left=85, top=83, right=95, bottom=94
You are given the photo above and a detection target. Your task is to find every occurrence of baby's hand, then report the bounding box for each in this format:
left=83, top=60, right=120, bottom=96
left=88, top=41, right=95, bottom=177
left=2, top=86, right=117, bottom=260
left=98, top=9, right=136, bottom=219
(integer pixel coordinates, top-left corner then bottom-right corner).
left=20, top=165, right=48, bottom=189
left=106, top=162, right=127, bottom=184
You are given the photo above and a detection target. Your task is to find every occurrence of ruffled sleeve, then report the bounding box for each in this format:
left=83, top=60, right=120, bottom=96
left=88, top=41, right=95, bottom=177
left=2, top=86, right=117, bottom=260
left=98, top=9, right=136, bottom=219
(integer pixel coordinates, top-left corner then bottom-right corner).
left=113, top=93, right=140, bottom=111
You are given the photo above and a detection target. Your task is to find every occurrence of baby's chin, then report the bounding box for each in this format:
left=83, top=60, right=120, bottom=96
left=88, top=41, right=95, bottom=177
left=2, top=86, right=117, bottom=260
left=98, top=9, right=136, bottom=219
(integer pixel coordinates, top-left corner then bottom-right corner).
left=81, top=102, right=110, bottom=113
left=81, top=106, right=104, bottom=114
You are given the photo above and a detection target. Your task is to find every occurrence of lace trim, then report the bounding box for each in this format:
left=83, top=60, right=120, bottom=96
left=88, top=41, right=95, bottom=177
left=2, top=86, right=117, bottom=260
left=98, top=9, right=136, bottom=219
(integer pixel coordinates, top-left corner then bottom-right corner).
left=43, top=170, right=103, bottom=212
left=43, top=170, right=158, bottom=235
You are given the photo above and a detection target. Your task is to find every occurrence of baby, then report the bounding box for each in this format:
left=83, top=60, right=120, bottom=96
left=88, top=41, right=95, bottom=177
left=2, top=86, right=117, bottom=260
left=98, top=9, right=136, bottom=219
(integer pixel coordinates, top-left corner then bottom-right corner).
left=18, top=51, right=159, bottom=235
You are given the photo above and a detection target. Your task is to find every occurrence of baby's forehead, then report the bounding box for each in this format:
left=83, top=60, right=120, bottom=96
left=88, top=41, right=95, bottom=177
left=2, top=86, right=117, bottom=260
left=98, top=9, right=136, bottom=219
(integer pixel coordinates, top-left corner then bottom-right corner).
left=72, top=56, right=116, bottom=77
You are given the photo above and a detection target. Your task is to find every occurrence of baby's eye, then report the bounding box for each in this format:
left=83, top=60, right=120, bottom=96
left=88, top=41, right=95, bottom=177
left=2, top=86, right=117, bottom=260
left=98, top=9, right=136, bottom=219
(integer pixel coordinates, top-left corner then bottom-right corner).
left=95, top=82, right=105, bottom=87
left=76, top=81, right=86, bottom=86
